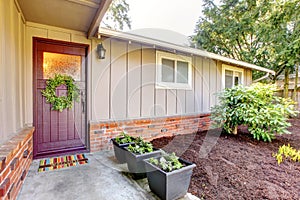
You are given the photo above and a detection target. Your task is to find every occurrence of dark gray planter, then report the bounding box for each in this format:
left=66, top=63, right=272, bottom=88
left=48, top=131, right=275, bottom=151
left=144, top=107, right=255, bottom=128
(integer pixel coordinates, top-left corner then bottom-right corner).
left=144, top=158, right=196, bottom=200
left=111, top=138, right=135, bottom=164
left=125, top=147, right=161, bottom=179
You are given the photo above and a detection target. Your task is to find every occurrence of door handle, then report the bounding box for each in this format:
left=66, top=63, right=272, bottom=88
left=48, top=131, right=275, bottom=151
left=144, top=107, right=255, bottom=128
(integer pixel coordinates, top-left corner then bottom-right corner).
left=81, top=91, right=85, bottom=113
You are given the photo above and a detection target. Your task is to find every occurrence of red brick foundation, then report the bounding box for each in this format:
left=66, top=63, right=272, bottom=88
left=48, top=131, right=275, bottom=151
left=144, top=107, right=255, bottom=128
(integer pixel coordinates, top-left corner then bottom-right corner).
left=0, top=127, right=34, bottom=200
left=90, top=114, right=211, bottom=152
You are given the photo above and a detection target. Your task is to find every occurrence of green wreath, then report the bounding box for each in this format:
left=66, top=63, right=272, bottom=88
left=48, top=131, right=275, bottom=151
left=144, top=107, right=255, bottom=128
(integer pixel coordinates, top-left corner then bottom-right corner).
left=41, top=74, right=80, bottom=112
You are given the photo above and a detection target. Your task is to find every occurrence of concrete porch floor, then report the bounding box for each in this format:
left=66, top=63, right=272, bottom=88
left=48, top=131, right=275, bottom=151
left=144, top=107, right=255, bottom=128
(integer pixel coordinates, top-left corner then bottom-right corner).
left=17, top=151, right=199, bottom=200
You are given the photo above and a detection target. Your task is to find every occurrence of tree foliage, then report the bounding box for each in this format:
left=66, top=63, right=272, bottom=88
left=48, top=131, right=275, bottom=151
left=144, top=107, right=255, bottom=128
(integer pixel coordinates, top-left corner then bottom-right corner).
left=102, top=0, right=131, bottom=30
left=192, top=0, right=300, bottom=81
left=211, top=83, right=298, bottom=142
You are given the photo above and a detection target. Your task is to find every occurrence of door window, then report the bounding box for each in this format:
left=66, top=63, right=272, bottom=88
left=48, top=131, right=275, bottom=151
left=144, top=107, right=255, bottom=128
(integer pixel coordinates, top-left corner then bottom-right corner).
left=43, top=52, right=82, bottom=80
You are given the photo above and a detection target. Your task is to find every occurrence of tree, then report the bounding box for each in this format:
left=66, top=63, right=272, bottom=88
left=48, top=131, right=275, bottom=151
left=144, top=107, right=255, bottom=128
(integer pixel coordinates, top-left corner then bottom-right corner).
left=192, top=0, right=300, bottom=97
left=265, top=0, right=300, bottom=98
left=102, top=0, right=131, bottom=30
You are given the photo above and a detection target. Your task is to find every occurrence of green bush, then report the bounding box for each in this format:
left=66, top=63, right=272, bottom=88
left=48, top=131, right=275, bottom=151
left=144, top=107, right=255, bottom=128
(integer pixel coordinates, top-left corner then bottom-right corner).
left=211, top=83, right=298, bottom=142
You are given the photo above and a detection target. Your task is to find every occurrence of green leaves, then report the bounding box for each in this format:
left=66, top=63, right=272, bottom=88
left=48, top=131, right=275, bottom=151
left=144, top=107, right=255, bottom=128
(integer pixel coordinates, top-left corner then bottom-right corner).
left=211, top=83, right=298, bottom=142
left=102, top=0, right=131, bottom=30
left=115, top=132, right=135, bottom=144
left=41, top=74, right=80, bottom=112
left=127, top=137, right=154, bottom=154
left=149, top=152, right=183, bottom=172
left=193, top=0, right=300, bottom=81
left=273, top=144, right=300, bottom=165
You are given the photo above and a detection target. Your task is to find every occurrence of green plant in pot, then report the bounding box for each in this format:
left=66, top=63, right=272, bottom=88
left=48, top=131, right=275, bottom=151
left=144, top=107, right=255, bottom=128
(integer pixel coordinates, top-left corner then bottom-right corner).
left=115, top=132, right=136, bottom=144
left=111, top=132, right=136, bottom=164
left=127, top=137, right=154, bottom=154
left=144, top=151, right=196, bottom=200
left=148, top=152, right=183, bottom=172
left=125, top=137, right=161, bottom=179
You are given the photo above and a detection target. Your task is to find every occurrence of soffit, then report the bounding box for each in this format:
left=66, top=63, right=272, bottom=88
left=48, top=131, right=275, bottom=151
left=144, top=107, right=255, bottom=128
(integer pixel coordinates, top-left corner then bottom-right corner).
left=17, top=0, right=111, bottom=36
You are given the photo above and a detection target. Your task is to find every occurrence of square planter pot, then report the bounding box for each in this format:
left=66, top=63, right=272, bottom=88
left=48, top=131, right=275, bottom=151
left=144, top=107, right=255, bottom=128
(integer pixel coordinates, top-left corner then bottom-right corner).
left=125, top=147, right=161, bottom=179
left=111, top=138, right=135, bottom=164
left=144, top=157, right=196, bottom=200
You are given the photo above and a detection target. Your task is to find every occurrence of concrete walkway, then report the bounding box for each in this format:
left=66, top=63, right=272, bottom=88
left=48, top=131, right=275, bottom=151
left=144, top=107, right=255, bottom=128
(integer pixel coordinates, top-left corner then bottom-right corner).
left=17, top=151, right=199, bottom=200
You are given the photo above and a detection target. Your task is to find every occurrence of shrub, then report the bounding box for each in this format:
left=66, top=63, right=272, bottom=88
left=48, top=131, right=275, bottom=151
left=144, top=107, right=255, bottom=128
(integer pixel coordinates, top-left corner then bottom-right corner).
left=211, top=83, right=298, bottom=142
left=273, top=144, right=300, bottom=165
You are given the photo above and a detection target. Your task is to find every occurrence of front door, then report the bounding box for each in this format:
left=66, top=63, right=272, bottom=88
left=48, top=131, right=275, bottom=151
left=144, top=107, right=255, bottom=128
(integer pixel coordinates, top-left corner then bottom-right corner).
left=33, top=37, right=89, bottom=159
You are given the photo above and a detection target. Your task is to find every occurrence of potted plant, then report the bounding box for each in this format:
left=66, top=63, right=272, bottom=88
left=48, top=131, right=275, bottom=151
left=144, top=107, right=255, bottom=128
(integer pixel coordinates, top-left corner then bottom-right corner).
left=125, top=137, right=161, bottom=179
left=144, top=152, right=196, bottom=200
left=111, top=132, right=136, bottom=163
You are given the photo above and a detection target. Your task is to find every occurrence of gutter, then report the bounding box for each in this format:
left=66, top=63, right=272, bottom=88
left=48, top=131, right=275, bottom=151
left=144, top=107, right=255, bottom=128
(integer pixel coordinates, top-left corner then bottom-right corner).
left=253, top=72, right=270, bottom=83
left=98, top=28, right=276, bottom=75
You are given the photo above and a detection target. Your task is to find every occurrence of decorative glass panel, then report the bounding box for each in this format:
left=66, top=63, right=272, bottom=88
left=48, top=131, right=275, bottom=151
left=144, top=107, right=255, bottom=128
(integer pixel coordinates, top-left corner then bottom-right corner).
left=225, top=70, right=233, bottom=88
left=43, top=52, right=81, bottom=80
left=162, top=58, right=175, bottom=82
left=177, top=61, right=188, bottom=83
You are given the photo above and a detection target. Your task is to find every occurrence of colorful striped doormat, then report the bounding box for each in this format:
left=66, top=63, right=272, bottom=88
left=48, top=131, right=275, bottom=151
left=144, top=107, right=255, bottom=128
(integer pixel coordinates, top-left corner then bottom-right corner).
left=38, top=154, right=88, bottom=172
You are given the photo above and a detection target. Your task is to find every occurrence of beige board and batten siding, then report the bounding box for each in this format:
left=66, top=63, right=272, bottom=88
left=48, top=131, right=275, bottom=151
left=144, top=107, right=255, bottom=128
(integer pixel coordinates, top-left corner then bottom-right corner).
left=0, top=0, right=26, bottom=144
left=245, top=67, right=252, bottom=85
left=91, top=37, right=252, bottom=122
left=128, top=43, right=142, bottom=118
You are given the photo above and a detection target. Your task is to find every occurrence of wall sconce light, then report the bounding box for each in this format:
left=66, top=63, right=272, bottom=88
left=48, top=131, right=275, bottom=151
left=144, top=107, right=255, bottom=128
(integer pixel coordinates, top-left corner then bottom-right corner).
left=97, top=43, right=106, bottom=59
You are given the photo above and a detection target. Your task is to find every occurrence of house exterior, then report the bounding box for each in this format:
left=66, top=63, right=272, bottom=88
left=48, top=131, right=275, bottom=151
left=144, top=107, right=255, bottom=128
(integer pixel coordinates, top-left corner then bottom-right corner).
left=88, top=28, right=274, bottom=152
left=0, top=0, right=275, bottom=199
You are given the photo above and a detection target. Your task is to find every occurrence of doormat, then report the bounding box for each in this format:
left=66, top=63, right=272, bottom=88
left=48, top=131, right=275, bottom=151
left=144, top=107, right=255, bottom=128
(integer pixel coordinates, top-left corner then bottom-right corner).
left=38, top=154, right=88, bottom=172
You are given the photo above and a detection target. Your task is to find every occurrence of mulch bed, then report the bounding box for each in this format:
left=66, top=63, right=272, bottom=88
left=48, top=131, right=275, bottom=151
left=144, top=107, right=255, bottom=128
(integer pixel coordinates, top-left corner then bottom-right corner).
left=151, top=119, right=300, bottom=200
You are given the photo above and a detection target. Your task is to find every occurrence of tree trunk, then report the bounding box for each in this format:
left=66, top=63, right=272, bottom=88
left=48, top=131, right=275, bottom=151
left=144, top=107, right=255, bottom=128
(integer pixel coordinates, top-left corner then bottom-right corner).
left=292, top=65, right=298, bottom=102
left=283, top=67, right=290, bottom=99
left=233, top=126, right=237, bottom=135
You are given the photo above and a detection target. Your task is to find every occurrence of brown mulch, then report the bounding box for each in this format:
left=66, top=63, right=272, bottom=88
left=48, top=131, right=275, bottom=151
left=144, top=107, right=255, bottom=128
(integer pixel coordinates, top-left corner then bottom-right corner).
left=151, top=119, right=300, bottom=200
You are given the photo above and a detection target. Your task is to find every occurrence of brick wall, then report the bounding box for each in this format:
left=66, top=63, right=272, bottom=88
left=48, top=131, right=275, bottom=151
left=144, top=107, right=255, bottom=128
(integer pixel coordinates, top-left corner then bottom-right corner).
left=0, top=127, right=34, bottom=200
left=90, top=114, right=211, bottom=152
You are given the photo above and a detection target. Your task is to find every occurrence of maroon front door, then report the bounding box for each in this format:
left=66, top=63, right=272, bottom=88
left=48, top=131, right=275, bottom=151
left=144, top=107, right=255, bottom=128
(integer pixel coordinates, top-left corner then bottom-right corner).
left=33, top=37, right=89, bottom=159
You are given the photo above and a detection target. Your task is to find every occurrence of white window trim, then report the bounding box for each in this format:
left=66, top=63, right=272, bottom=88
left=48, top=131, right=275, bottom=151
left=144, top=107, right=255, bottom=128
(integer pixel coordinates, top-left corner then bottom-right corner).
left=222, top=64, right=244, bottom=89
left=156, top=51, right=192, bottom=90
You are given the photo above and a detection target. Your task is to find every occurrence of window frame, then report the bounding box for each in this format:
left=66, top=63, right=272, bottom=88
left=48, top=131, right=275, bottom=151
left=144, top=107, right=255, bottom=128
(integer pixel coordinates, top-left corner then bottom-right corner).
left=222, top=64, right=244, bottom=89
left=156, top=51, right=192, bottom=90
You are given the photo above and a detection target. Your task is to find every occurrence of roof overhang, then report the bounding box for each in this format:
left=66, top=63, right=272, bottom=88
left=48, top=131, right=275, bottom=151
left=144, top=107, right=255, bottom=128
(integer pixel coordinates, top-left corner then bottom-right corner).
left=17, top=0, right=112, bottom=38
left=98, top=28, right=275, bottom=75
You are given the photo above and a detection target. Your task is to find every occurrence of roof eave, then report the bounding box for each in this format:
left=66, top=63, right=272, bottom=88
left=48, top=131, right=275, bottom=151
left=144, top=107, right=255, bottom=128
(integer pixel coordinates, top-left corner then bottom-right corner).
left=98, top=28, right=275, bottom=75
left=87, top=0, right=112, bottom=38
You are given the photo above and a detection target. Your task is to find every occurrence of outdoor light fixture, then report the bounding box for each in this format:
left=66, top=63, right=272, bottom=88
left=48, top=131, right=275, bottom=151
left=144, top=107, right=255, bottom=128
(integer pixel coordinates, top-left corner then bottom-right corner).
left=97, top=43, right=106, bottom=59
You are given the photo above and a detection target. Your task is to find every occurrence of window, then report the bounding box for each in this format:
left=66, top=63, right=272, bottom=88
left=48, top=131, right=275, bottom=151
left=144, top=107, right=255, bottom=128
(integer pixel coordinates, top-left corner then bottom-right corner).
left=222, top=64, right=244, bottom=88
left=156, top=51, right=192, bottom=89
left=43, top=52, right=82, bottom=81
